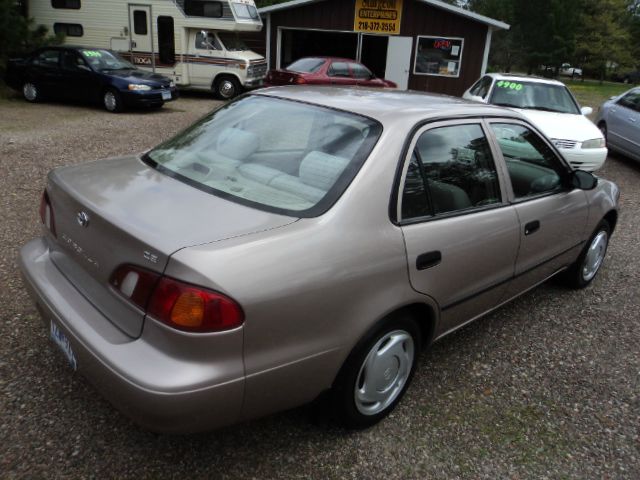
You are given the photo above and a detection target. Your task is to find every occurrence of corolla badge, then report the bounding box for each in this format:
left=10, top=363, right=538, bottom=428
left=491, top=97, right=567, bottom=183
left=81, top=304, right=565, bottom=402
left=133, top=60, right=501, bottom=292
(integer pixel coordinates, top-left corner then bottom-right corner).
left=77, top=211, right=90, bottom=228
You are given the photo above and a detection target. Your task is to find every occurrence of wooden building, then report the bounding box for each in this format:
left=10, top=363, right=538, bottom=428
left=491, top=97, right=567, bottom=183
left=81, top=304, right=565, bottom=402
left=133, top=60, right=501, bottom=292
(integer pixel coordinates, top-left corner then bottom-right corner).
left=252, top=0, right=509, bottom=96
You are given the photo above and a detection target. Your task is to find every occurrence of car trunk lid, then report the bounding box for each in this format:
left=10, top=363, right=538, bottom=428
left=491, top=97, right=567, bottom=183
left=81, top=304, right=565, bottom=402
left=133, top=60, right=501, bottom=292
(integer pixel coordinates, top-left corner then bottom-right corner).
left=46, top=155, right=297, bottom=338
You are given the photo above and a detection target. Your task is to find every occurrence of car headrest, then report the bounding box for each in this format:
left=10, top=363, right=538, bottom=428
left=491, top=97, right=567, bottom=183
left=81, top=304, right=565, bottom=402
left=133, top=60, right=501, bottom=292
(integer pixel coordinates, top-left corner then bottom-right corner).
left=216, top=128, right=259, bottom=161
left=299, top=151, right=349, bottom=191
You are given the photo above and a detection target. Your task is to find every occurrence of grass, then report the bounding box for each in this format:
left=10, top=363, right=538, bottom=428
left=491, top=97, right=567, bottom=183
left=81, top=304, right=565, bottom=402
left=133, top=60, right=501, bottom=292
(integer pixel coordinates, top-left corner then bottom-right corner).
left=564, top=79, right=631, bottom=111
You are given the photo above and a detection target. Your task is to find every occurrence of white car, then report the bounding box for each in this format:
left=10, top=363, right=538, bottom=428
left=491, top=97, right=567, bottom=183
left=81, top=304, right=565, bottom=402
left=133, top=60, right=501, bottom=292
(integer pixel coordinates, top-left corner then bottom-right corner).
left=463, top=74, right=607, bottom=171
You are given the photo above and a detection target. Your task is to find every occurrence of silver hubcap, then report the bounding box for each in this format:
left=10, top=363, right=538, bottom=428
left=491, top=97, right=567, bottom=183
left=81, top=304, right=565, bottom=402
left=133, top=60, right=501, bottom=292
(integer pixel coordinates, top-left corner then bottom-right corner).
left=582, top=230, right=608, bottom=282
left=219, top=80, right=236, bottom=99
left=104, top=91, right=117, bottom=111
left=354, top=330, right=414, bottom=416
left=23, top=83, right=37, bottom=101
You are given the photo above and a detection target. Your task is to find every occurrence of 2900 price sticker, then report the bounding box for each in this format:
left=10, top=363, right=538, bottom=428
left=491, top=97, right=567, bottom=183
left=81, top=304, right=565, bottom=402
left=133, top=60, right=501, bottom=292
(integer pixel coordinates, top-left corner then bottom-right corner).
left=358, top=21, right=397, bottom=32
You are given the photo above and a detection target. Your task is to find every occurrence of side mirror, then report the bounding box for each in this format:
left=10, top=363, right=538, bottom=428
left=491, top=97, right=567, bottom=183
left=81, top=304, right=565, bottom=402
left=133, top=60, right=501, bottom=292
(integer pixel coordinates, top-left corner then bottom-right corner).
left=78, top=64, right=91, bottom=72
left=581, top=106, right=593, bottom=116
left=570, top=169, right=597, bottom=190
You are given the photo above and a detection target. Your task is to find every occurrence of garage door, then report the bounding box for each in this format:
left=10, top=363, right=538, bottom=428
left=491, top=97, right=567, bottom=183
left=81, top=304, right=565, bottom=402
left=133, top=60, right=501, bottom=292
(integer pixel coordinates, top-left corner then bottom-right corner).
left=279, top=29, right=358, bottom=69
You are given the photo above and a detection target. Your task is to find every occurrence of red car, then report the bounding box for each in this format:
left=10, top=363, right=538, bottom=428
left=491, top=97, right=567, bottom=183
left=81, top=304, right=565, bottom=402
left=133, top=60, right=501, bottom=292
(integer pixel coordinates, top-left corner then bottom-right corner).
left=264, top=57, right=397, bottom=88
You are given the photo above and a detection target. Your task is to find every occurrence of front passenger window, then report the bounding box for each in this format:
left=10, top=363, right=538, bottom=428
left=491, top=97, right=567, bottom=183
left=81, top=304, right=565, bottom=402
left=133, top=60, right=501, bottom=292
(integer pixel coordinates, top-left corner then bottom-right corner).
left=490, top=123, right=565, bottom=198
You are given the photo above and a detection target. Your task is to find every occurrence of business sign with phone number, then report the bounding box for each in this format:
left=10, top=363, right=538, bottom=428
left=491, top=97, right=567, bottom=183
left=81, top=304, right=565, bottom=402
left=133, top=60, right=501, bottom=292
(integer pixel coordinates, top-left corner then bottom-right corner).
left=354, top=0, right=403, bottom=35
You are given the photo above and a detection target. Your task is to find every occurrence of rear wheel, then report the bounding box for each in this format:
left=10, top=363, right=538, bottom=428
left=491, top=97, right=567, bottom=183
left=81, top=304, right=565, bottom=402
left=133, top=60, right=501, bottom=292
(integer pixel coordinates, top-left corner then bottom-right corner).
left=332, top=315, right=420, bottom=429
left=23, top=82, right=40, bottom=102
left=563, top=220, right=610, bottom=289
left=214, top=76, right=241, bottom=100
left=103, top=89, right=124, bottom=113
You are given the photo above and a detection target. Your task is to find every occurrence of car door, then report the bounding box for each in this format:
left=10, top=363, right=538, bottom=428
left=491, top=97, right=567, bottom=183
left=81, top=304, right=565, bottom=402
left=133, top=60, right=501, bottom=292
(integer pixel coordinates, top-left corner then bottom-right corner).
left=189, top=31, right=225, bottom=86
left=28, top=49, right=64, bottom=97
left=607, top=90, right=640, bottom=156
left=398, top=120, right=520, bottom=337
left=487, top=120, right=590, bottom=301
left=60, top=50, right=98, bottom=102
left=327, top=61, right=356, bottom=86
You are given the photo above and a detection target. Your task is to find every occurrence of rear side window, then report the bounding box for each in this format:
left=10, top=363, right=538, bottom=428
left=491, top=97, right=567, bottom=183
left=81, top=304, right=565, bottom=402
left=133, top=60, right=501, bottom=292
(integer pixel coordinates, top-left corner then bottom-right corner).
left=32, top=50, right=60, bottom=66
left=328, top=62, right=350, bottom=78
left=401, top=124, right=501, bottom=219
left=287, top=58, right=325, bottom=73
left=145, top=96, right=382, bottom=217
left=469, top=76, right=492, bottom=99
left=490, top=123, right=565, bottom=198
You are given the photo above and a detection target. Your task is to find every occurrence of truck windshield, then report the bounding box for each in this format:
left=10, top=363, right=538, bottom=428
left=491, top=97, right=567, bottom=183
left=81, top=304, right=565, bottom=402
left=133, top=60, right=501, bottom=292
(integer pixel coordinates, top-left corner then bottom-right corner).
left=144, top=95, right=382, bottom=217
left=232, top=2, right=259, bottom=20
left=80, top=49, right=134, bottom=71
left=217, top=32, right=248, bottom=51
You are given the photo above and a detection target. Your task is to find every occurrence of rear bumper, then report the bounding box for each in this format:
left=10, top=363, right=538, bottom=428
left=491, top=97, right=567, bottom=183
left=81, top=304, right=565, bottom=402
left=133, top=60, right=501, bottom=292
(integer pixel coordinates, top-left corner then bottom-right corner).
left=560, top=147, right=608, bottom=171
left=19, top=237, right=244, bottom=433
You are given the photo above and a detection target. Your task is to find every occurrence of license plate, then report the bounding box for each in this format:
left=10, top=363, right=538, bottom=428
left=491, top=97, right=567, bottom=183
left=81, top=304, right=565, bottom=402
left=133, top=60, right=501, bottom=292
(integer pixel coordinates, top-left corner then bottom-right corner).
left=50, top=321, right=78, bottom=371
left=161, top=90, right=172, bottom=101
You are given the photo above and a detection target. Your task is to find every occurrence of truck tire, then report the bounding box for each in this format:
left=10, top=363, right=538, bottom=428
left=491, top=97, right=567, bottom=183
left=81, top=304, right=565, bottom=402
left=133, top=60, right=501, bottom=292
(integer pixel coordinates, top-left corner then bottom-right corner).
left=214, top=76, right=241, bottom=100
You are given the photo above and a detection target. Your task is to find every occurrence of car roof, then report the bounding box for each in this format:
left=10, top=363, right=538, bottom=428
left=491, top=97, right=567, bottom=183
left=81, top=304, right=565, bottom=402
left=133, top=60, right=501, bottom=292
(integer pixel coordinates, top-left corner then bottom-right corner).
left=484, top=73, right=566, bottom=87
left=254, top=86, right=526, bottom=125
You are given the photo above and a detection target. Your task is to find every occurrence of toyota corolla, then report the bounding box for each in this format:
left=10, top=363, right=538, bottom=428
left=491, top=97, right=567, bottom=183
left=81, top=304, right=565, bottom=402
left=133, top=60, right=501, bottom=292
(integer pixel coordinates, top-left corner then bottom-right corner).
left=19, top=87, right=619, bottom=433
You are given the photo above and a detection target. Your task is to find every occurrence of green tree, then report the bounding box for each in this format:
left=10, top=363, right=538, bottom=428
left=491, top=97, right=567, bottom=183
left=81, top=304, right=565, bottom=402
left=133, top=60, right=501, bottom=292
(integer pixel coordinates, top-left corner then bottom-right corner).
left=0, top=0, right=61, bottom=71
left=575, top=0, right=632, bottom=81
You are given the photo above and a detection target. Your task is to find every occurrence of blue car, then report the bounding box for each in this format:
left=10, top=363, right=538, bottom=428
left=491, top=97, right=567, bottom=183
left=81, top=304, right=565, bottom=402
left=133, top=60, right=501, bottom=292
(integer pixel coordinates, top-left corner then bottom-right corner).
left=5, top=46, right=178, bottom=112
left=596, top=87, right=640, bottom=163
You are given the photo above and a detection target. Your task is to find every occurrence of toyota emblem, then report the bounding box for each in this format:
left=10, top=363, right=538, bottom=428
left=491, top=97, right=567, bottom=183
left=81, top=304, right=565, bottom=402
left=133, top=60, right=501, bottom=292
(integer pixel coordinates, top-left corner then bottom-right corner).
left=76, top=211, right=90, bottom=228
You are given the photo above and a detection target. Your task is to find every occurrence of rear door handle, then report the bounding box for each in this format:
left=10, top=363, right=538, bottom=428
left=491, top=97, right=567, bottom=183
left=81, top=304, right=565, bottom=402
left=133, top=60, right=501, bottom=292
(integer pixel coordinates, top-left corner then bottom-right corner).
left=524, top=220, right=540, bottom=236
left=416, top=251, right=442, bottom=270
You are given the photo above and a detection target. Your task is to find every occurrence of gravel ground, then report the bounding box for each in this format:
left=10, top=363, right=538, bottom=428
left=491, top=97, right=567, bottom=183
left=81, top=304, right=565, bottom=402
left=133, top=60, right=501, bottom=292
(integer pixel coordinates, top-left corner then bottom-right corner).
left=0, top=92, right=639, bottom=479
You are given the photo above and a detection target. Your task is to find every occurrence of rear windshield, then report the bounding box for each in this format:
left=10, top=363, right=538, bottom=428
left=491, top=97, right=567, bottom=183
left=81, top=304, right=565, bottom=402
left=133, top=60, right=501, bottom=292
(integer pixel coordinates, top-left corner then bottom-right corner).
left=287, top=58, right=325, bottom=73
left=145, top=95, right=382, bottom=217
left=489, top=80, right=581, bottom=114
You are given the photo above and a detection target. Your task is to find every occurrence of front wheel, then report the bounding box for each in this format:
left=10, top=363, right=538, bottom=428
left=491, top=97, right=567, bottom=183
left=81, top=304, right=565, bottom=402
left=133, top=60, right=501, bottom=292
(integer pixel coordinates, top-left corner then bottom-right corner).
left=563, top=220, right=610, bottom=289
left=332, top=316, right=420, bottom=429
left=214, top=76, right=241, bottom=100
left=103, top=89, right=124, bottom=113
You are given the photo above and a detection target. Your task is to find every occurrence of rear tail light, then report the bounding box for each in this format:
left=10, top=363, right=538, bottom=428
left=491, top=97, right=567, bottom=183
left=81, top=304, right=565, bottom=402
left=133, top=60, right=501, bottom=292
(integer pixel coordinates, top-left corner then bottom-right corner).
left=110, top=265, right=244, bottom=333
left=39, top=189, right=56, bottom=237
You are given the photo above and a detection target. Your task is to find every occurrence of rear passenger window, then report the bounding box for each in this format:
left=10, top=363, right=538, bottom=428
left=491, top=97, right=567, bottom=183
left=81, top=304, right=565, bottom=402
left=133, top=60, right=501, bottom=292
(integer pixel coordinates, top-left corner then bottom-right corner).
left=402, top=124, right=501, bottom=218
left=469, top=76, right=492, bottom=99
left=328, top=62, right=350, bottom=77
left=33, top=50, right=60, bottom=66
left=490, top=123, right=565, bottom=198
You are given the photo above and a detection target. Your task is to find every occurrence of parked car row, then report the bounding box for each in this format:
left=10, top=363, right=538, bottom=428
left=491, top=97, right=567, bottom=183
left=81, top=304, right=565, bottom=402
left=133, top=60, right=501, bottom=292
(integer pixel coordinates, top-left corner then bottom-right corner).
left=5, top=46, right=178, bottom=112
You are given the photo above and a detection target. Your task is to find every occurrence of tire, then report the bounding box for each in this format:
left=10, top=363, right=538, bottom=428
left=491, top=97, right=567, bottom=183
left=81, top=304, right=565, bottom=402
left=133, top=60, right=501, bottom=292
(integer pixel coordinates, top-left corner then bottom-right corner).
left=214, top=76, right=241, bottom=100
left=103, top=89, right=124, bottom=113
left=598, top=122, right=608, bottom=147
left=23, top=82, right=40, bottom=103
left=332, top=315, right=420, bottom=429
left=563, top=220, right=611, bottom=289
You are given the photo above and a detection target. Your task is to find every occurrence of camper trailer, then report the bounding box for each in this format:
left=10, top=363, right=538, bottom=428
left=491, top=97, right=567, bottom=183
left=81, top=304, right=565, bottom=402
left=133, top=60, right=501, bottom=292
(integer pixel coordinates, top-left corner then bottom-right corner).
left=28, top=0, right=267, bottom=99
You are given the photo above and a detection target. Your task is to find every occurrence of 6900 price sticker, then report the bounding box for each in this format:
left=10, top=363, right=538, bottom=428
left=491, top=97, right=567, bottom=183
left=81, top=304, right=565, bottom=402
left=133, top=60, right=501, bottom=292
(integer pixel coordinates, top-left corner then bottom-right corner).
left=358, top=21, right=397, bottom=32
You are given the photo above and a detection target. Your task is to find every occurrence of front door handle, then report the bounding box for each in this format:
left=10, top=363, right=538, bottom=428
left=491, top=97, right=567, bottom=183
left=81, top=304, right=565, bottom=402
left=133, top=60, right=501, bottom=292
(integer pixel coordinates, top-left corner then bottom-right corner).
left=416, top=251, right=442, bottom=270
left=524, top=220, right=540, bottom=236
